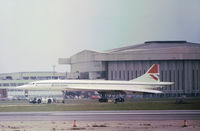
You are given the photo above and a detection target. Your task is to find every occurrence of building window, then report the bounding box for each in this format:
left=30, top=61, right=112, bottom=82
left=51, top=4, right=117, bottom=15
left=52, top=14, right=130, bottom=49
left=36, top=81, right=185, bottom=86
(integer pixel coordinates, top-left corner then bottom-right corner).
left=127, top=71, right=129, bottom=80
left=165, top=70, right=167, bottom=90
left=6, top=76, right=12, bottom=80
left=160, top=70, right=163, bottom=90
left=30, top=77, right=36, bottom=80
left=10, top=83, right=16, bottom=86
left=132, top=71, right=134, bottom=79
left=111, top=71, right=113, bottom=80
left=119, top=71, right=121, bottom=79
left=23, top=77, right=29, bottom=80
left=46, top=76, right=51, bottom=79
left=169, top=70, right=171, bottom=90
left=52, top=76, right=58, bottom=79
left=192, top=70, right=195, bottom=90
left=59, top=76, right=66, bottom=80
left=123, top=71, right=125, bottom=80
left=161, top=70, right=163, bottom=81
left=173, top=70, right=176, bottom=90
left=3, top=83, right=9, bottom=87
left=182, top=70, right=184, bottom=91
left=177, top=70, right=179, bottom=90
left=135, top=71, right=137, bottom=78
left=17, top=83, right=24, bottom=86
left=115, top=71, right=117, bottom=79
left=197, top=70, right=199, bottom=90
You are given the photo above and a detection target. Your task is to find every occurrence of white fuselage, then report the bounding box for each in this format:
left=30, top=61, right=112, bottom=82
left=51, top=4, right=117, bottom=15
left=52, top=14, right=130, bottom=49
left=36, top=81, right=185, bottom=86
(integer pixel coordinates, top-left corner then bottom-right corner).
left=14, top=64, right=174, bottom=94
left=16, top=79, right=173, bottom=93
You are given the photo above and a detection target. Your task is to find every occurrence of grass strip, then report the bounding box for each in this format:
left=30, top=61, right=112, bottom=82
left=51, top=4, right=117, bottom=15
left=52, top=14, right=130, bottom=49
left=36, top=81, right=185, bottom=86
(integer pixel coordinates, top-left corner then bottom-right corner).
left=0, top=99, right=199, bottom=112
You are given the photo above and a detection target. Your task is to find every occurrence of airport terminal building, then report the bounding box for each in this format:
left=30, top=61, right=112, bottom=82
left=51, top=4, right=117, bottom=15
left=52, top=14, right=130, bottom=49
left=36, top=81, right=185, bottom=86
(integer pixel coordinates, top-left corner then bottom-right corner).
left=59, top=41, right=200, bottom=97
left=0, top=72, right=67, bottom=99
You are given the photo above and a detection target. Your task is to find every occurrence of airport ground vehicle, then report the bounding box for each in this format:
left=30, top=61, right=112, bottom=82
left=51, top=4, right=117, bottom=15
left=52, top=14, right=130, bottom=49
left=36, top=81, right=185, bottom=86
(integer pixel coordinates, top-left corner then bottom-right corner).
left=29, top=97, right=54, bottom=104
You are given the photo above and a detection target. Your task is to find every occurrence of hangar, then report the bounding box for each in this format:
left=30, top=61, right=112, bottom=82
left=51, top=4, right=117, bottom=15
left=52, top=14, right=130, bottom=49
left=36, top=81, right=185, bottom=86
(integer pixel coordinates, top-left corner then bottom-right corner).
left=59, top=41, right=200, bottom=97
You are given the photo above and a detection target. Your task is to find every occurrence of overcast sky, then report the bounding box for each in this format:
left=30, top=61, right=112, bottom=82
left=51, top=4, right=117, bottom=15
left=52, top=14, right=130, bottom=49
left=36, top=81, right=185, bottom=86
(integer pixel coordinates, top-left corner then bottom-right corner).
left=0, top=0, right=200, bottom=73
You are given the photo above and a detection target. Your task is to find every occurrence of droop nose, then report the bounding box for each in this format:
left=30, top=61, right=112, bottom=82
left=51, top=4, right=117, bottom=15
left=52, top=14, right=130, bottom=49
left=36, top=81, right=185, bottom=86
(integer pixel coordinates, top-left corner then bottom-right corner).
left=16, top=85, right=27, bottom=90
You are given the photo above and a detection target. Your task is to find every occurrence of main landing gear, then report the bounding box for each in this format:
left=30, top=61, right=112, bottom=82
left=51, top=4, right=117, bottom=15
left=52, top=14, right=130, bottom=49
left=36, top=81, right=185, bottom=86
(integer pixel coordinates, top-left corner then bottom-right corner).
left=62, top=90, right=66, bottom=104
left=98, top=93, right=108, bottom=102
left=114, top=97, right=125, bottom=103
left=98, top=92, right=125, bottom=103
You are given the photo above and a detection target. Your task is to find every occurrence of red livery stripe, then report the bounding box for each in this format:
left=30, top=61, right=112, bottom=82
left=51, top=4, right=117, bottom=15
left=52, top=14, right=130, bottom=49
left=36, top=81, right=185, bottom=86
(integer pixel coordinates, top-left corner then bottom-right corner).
left=150, top=74, right=158, bottom=81
left=148, top=64, right=159, bottom=73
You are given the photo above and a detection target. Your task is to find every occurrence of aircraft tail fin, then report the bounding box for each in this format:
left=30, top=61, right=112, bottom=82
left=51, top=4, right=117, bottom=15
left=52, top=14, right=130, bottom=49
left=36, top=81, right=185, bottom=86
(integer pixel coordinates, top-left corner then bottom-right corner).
left=130, top=64, right=160, bottom=83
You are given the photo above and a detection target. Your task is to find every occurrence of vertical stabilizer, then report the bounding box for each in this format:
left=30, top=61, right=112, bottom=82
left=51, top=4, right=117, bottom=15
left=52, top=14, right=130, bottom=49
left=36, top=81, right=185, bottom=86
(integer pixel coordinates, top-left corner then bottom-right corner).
left=130, top=64, right=160, bottom=83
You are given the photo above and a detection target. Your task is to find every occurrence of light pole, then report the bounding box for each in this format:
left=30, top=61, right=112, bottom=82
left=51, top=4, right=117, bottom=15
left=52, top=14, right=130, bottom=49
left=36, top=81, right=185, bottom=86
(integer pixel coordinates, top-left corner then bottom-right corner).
left=52, top=65, right=56, bottom=79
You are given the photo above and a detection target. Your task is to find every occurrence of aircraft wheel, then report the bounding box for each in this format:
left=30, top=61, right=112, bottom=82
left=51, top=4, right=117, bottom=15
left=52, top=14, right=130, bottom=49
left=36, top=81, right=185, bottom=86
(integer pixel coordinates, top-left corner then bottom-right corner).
left=115, top=98, right=125, bottom=103
left=48, top=99, right=52, bottom=104
left=121, top=98, right=125, bottom=102
left=37, top=99, right=41, bottom=104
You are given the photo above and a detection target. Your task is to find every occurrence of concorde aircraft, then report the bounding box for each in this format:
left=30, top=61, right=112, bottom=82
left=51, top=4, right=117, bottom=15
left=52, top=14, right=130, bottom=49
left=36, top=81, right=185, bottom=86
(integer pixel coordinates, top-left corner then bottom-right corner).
left=15, top=64, right=173, bottom=102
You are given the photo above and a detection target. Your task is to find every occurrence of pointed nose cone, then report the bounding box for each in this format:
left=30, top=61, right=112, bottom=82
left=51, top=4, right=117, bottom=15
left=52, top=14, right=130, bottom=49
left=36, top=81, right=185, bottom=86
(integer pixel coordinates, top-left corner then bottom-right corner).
left=16, top=85, right=27, bottom=90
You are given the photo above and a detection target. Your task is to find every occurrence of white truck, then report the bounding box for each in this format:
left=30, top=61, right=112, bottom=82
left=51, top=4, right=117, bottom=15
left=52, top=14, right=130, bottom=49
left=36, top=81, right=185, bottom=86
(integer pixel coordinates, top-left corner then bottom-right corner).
left=29, top=97, right=54, bottom=104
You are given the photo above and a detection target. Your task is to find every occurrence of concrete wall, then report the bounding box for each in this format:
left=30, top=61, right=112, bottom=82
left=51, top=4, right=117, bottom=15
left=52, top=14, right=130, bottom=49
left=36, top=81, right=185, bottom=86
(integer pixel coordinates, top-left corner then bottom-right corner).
left=70, top=61, right=106, bottom=73
left=0, top=89, right=7, bottom=98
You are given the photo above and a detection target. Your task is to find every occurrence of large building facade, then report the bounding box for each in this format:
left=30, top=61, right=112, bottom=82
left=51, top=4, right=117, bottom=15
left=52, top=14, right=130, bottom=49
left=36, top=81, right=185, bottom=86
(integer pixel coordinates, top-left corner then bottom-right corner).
left=0, top=72, right=67, bottom=98
left=59, top=41, right=200, bottom=96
